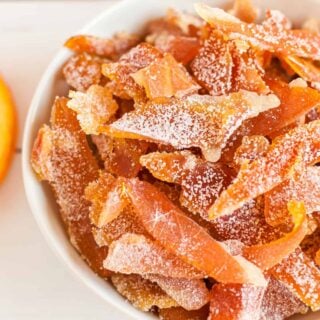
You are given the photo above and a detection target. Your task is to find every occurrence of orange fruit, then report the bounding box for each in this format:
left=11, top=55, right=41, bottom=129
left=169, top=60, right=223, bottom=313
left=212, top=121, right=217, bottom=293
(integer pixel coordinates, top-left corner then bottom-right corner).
left=0, top=75, right=16, bottom=183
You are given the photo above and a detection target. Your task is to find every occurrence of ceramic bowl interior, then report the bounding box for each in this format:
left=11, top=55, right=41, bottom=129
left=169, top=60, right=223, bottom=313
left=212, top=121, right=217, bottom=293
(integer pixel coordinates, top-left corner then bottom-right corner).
left=22, top=0, right=320, bottom=319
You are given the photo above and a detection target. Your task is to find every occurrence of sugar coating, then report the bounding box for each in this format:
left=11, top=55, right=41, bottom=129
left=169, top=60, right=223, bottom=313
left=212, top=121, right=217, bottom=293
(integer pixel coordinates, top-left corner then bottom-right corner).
left=109, top=91, right=279, bottom=162
left=111, top=273, right=178, bottom=311
left=271, top=248, right=320, bottom=311
left=146, top=274, right=209, bottom=311
left=68, top=85, right=118, bottom=135
left=104, top=233, right=204, bottom=279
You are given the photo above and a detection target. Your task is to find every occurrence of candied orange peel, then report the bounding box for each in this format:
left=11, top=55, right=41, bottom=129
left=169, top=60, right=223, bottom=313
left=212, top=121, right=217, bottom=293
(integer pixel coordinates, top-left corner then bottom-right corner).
left=31, top=0, right=320, bottom=318
left=243, top=201, right=308, bottom=270
left=209, top=120, right=320, bottom=219
left=67, top=85, right=118, bottom=134
left=103, top=91, right=279, bottom=162
left=104, top=233, right=204, bottom=279
left=131, top=53, right=200, bottom=99
left=195, top=3, right=320, bottom=60
left=121, top=178, right=266, bottom=286
left=265, top=166, right=320, bottom=226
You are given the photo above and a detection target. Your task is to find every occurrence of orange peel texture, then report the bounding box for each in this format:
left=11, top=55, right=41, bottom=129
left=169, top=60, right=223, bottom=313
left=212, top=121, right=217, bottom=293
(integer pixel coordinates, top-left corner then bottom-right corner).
left=195, top=3, right=320, bottom=60
left=271, top=248, right=320, bottom=311
left=31, top=98, right=109, bottom=277
left=140, top=151, right=233, bottom=219
left=131, top=53, right=200, bottom=99
left=104, top=91, right=279, bottom=162
left=121, top=178, right=266, bottom=286
left=208, top=283, right=265, bottom=320
left=0, top=75, right=16, bottom=183
left=64, top=33, right=140, bottom=60
left=209, top=120, right=320, bottom=219
left=265, top=166, right=320, bottom=226
left=104, top=233, right=204, bottom=279
left=242, top=201, right=308, bottom=270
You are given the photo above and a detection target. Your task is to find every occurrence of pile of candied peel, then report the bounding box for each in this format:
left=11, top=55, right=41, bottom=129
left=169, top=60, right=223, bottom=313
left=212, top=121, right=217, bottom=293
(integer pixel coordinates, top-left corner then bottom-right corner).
left=31, top=0, right=320, bottom=319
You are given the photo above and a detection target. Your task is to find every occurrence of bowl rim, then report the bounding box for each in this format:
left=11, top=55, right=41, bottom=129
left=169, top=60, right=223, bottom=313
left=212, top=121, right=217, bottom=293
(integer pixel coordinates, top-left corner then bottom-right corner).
left=21, top=0, right=320, bottom=319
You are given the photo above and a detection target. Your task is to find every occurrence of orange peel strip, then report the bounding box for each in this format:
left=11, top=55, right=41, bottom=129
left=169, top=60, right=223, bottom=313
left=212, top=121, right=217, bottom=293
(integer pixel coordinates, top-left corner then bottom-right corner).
left=261, top=277, right=308, bottom=319
left=147, top=275, right=210, bottom=310
left=208, top=283, right=265, bottom=320
left=265, top=166, right=320, bottom=226
left=62, top=53, right=103, bottom=92
left=101, top=42, right=162, bottom=100
left=122, top=178, right=266, bottom=286
left=67, top=85, right=118, bottom=135
left=92, top=135, right=148, bottom=178
left=103, top=91, right=279, bottom=162
left=242, top=78, right=320, bottom=137
left=190, top=31, right=233, bottom=96
left=209, top=120, right=320, bottom=219
left=153, top=34, right=200, bottom=65
left=140, top=151, right=233, bottom=219
left=131, top=53, right=200, bottom=99
left=315, top=249, right=320, bottom=267
left=64, top=34, right=139, bottom=59
left=222, top=78, right=320, bottom=162
left=111, top=273, right=178, bottom=311
left=242, top=201, right=308, bottom=270
left=195, top=3, right=320, bottom=60
left=281, top=55, right=320, bottom=83
left=104, top=233, right=204, bottom=279
left=31, top=98, right=109, bottom=277
left=271, top=248, right=320, bottom=311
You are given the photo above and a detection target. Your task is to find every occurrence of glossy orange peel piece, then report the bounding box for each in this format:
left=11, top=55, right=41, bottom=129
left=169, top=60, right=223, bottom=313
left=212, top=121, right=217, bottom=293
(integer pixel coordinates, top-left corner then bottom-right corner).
left=243, top=201, right=308, bottom=270
left=31, top=98, right=109, bottom=277
left=101, top=42, right=162, bottom=100
left=140, top=151, right=233, bottom=219
left=195, top=3, right=320, bottom=60
left=153, top=34, right=200, bottom=65
left=64, top=33, right=140, bottom=59
left=121, top=178, right=266, bottom=286
left=92, top=135, right=148, bottom=178
left=104, top=233, right=204, bottom=279
left=281, top=55, right=320, bottom=83
left=231, top=0, right=257, bottom=23
left=209, top=120, right=320, bottom=219
left=131, top=53, right=200, bottom=99
left=0, top=75, right=16, bottom=183
left=104, top=91, right=279, bottom=162
left=228, top=76, right=320, bottom=155
left=252, top=77, right=320, bottom=135
left=265, top=166, right=320, bottom=226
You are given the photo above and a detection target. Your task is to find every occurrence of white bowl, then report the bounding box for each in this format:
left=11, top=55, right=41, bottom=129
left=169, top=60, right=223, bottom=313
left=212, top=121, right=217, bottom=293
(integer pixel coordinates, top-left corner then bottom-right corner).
left=22, top=0, right=320, bottom=319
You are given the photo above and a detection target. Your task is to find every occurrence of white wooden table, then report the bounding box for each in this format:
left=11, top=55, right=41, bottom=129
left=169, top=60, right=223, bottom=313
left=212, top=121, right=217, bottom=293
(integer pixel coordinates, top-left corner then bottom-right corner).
left=0, top=2, right=132, bottom=319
